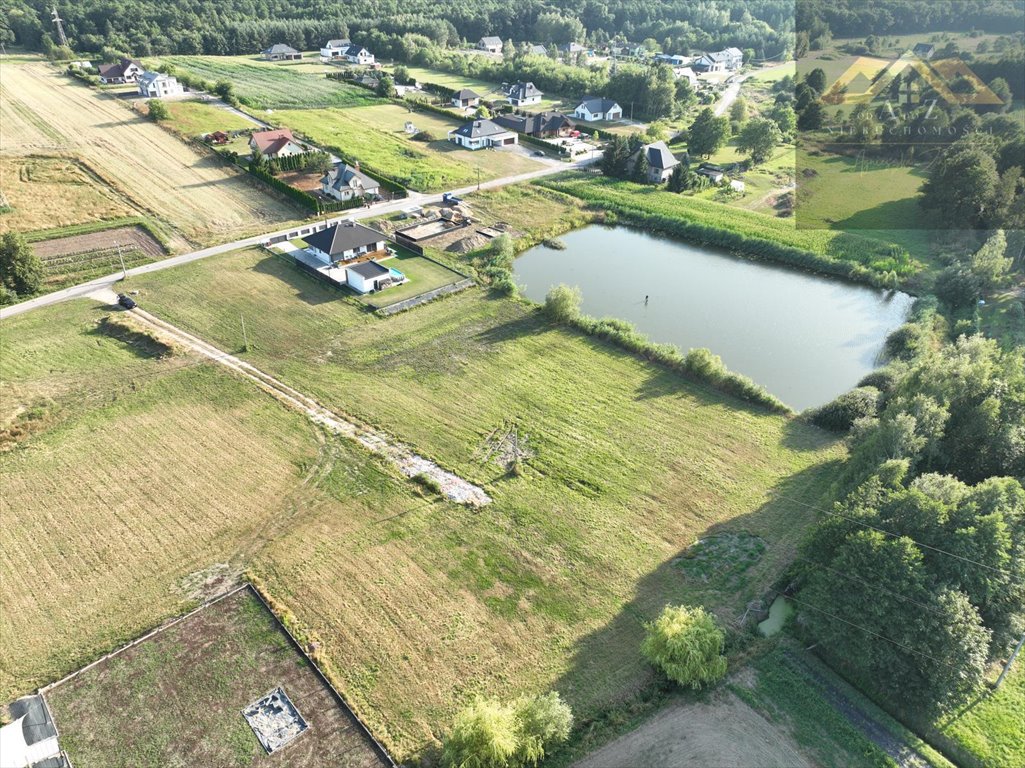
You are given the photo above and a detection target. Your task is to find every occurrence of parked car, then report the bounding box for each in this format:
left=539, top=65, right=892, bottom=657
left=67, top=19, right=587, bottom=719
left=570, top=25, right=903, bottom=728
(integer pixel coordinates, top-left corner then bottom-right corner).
left=532, top=150, right=545, bottom=157
left=117, top=293, right=137, bottom=309
left=442, top=192, right=463, bottom=205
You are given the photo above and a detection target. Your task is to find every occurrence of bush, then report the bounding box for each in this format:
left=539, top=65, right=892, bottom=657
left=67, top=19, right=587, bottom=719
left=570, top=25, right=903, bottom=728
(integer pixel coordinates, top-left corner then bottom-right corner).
left=146, top=99, right=169, bottom=121
left=441, top=692, right=572, bottom=768
left=857, top=367, right=901, bottom=394
left=809, top=386, right=880, bottom=431
left=934, top=265, right=981, bottom=309
left=884, top=322, right=926, bottom=361
left=543, top=284, right=581, bottom=323
left=0, top=232, right=44, bottom=298
left=411, top=130, right=436, bottom=142
left=641, top=604, right=728, bottom=689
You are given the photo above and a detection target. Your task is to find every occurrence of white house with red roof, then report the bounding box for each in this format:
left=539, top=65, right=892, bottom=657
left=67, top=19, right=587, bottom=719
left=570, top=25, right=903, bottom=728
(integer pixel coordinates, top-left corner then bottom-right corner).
left=248, top=128, right=307, bottom=159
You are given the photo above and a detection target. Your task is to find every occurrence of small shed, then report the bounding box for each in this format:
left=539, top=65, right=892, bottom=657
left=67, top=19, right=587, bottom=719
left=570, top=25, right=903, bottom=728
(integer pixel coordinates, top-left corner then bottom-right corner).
left=346, top=261, right=392, bottom=293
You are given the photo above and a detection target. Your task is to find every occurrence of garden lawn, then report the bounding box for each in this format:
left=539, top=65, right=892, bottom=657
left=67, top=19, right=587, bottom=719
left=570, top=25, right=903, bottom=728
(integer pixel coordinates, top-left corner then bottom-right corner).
left=155, top=55, right=380, bottom=109
left=365, top=252, right=465, bottom=307
left=162, top=100, right=254, bottom=137
left=128, top=246, right=843, bottom=760
left=271, top=104, right=545, bottom=191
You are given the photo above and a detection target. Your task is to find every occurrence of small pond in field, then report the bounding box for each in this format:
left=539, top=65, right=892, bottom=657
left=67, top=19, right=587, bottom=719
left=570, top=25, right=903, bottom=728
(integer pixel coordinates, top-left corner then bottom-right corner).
left=513, top=225, right=914, bottom=410
left=758, top=596, right=795, bottom=637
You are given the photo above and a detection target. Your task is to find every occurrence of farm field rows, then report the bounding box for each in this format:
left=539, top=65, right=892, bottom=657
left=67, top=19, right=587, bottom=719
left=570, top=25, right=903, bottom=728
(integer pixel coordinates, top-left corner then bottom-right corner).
left=271, top=104, right=546, bottom=191
left=124, top=246, right=842, bottom=758
left=0, top=60, right=299, bottom=246
left=157, top=55, right=379, bottom=109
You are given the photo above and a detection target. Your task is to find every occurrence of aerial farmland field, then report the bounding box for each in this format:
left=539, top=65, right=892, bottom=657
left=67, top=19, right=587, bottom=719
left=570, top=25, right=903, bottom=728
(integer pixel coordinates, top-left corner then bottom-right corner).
left=0, top=60, right=299, bottom=247
left=156, top=55, right=380, bottom=109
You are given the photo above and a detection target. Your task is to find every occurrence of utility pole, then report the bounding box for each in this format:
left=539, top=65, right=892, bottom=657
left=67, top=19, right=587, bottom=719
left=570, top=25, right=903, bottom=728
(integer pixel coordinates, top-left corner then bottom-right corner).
left=476, top=165, right=481, bottom=191
left=115, top=241, right=127, bottom=280
left=240, top=314, right=249, bottom=352
left=995, top=632, right=1025, bottom=690
left=51, top=6, right=69, bottom=48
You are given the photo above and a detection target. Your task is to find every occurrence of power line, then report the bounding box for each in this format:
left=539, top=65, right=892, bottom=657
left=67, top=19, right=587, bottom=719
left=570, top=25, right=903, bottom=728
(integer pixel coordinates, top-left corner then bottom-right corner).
left=775, top=493, right=1019, bottom=579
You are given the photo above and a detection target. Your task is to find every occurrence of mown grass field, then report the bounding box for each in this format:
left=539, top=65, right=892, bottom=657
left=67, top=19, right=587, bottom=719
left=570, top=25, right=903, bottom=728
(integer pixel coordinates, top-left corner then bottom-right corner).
left=0, top=301, right=321, bottom=699
left=157, top=55, right=379, bottom=109
left=162, top=100, right=255, bottom=137
left=0, top=60, right=299, bottom=248
left=126, top=246, right=843, bottom=759
left=365, top=251, right=466, bottom=307
left=271, top=104, right=545, bottom=191
left=47, top=589, right=390, bottom=768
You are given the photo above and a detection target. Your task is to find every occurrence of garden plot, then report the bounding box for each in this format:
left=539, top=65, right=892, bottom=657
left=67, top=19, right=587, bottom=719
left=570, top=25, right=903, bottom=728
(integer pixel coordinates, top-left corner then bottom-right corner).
left=32, top=225, right=167, bottom=291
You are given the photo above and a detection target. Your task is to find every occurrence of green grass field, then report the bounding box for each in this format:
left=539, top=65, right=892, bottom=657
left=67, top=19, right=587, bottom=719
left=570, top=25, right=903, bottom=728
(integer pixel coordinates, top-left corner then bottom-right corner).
left=366, top=251, right=466, bottom=307
left=270, top=104, right=545, bottom=191
left=123, top=246, right=842, bottom=759
left=396, top=66, right=504, bottom=96
left=154, top=55, right=380, bottom=109
left=163, top=100, right=254, bottom=137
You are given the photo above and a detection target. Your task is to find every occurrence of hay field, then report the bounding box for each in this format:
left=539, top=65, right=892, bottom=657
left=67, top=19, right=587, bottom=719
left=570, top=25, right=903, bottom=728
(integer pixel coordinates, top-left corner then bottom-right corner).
left=131, top=247, right=843, bottom=759
left=0, top=60, right=298, bottom=245
left=0, top=301, right=323, bottom=699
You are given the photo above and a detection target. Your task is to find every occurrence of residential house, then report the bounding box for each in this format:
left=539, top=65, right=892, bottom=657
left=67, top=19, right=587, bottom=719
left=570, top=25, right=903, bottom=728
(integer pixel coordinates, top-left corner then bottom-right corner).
left=263, top=43, right=301, bottom=61
left=632, top=141, right=680, bottom=183
left=912, top=43, right=936, bottom=60
left=675, top=67, right=699, bottom=88
left=137, top=71, right=184, bottom=98
left=249, top=128, right=307, bottom=158
left=345, top=260, right=393, bottom=293
left=478, top=36, right=503, bottom=54
left=341, top=45, right=375, bottom=65
left=560, top=42, right=589, bottom=56
left=572, top=97, right=623, bottom=122
left=693, top=47, right=743, bottom=73
left=527, top=44, right=549, bottom=56
left=96, top=58, right=143, bottom=84
left=304, top=220, right=388, bottom=263
left=451, top=89, right=482, bottom=108
left=494, top=112, right=575, bottom=138
left=655, top=53, right=691, bottom=66
left=207, top=131, right=230, bottom=145
left=356, top=74, right=380, bottom=89
left=448, top=119, right=518, bottom=150
left=321, top=162, right=381, bottom=202
left=612, top=44, right=648, bottom=60
left=696, top=163, right=726, bottom=184
left=320, top=39, right=352, bottom=58
left=506, top=81, right=543, bottom=107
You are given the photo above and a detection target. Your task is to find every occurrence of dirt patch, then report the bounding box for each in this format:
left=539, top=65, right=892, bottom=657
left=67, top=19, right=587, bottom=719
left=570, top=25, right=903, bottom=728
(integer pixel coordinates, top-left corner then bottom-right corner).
left=33, top=225, right=166, bottom=259
left=446, top=233, right=490, bottom=254
left=276, top=169, right=323, bottom=194
left=93, top=314, right=177, bottom=359
left=574, top=690, right=814, bottom=768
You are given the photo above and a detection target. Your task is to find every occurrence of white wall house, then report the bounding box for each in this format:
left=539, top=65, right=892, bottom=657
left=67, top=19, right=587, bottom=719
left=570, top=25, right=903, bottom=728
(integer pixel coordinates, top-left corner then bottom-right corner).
left=304, top=221, right=387, bottom=264
left=506, top=81, right=543, bottom=107
left=249, top=128, right=307, bottom=159
left=478, top=36, right=503, bottom=54
left=321, top=163, right=381, bottom=202
left=573, top=97, right=623, bottom=122
left=345, top=260, right=392, bottom=293
left=138, top=71, right=184, bottom=98
left=634, top=141, right=680, bottom=183
left=448, top=119, right=518, bottom=150
left=342, top=45, right=375, bottom=65
left=320, top=39, right=351, bottom=58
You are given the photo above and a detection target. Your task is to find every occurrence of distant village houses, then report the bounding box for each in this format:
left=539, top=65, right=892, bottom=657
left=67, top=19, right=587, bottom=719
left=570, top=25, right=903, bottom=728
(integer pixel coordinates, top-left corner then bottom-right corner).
left=263, top=43, right=301, bottom=61
left=97, top=58, right=142, bottom=84
left=478, top=36, right=503, bottom=54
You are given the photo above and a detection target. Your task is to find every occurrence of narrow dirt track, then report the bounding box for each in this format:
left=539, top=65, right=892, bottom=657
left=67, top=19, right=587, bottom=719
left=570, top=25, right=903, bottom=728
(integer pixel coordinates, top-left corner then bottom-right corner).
left=126, top=305, right=491, bottom=507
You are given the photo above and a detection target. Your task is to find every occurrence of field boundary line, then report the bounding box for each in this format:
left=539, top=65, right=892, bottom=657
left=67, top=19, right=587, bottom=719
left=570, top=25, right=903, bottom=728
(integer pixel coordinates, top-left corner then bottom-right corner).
left=38, top=583, right=250, bottom=694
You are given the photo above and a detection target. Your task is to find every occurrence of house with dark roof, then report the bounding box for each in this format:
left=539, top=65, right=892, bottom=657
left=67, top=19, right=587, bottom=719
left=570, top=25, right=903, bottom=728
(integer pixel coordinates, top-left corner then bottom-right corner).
left=912, top=43, right=936, bottom=60
left=345, top=260, right=393, bottom=293
left=506, top=81, right=543, bottom=107
left=572, top=97, right=623, bottom=122
left=321, top=162, right=380, bottom=202
left=478, top=36, right=503, bottom=54
left=527, top=44, right=549, bottom=57
left=448, top=119, right=518, bottom=150
left=695, top=162, right=726, bottom=184
left=560, top=42, right=589, bottom=56
left=494, top=112, right=576, bottom=138
left=249, top=128, right=307, bottom=158
left=341, top=45, right=375, bottom=65
left=655, top=53, right=691, bottom=67
left=263, top=43, right=301, bottom=61
left=451, top=89, right=482, bottom=109
left=320, top=39, right=352, bottom=58
left=693, top=47, right=743, bottom=73
left=96, top=58, right=143, bottom=84
left=631, top=141, right=681, bottom=183
left=304, top=221, right=388, bottom=264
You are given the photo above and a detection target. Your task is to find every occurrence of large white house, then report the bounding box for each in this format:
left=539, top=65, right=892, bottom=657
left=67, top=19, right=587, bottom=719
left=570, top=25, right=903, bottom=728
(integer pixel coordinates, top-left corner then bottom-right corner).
left=321, top=162, right=381, bottom=202
left=448, top=119, right=518, bottom=150
left=320, top=39, right=351, bottom=58
left=341, top=45, right=375, bottom=65
left=506, top=81, right=543, bottom=107
left=137, top=71, right=184, bottom=98
left=478, top=36, right=503, bottom=54
left=572, top=97, right=623, bottom=122
left=693, top=47, right=744, bottom=73
left=249, top=128, right=308, bottom=159
left=304, top=221, right=387, bottom=264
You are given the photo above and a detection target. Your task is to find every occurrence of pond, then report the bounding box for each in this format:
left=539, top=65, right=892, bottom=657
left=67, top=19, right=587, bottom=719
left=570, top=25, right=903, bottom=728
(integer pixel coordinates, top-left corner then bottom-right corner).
left=513, top=226, right=914, bottom=410
left=758, top=596, right=794, bottom=637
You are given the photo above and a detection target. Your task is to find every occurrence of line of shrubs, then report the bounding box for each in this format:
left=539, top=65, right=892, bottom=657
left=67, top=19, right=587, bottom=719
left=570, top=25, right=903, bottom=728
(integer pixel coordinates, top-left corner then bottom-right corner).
left=248, top=166, right=360, bottom=214
left=316, top=143, right=408, bottom=198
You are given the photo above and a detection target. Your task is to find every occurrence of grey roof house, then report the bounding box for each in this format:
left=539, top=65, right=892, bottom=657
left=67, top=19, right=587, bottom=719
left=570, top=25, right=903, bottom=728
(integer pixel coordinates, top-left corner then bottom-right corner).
left=478, top=36, right=503, bottom=53
left=448, top=119, right=519, bottom=149
left=632, top=141, right=681, bottom=183
left=506, top=81, right=543, bottom=106
left=264, top=43, right=301, bottom=61
left=304, top=221, right=387, bottom=263
left=321, top=163, right=381, bottom=202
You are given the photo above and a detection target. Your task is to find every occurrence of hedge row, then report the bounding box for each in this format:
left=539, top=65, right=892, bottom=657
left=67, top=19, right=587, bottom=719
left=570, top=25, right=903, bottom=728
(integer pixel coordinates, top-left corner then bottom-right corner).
left=249, top=166, right=361, bottom=213
left=317, top=143, right=409, bottom=197
left=273, top=150, right=330, bottom=172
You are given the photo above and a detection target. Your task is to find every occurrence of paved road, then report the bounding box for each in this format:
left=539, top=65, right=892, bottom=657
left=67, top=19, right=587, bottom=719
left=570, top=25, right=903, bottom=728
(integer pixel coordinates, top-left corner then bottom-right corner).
left=0, top=155, right=599, bottom=320
left=714, top=73, right=750, bottom=117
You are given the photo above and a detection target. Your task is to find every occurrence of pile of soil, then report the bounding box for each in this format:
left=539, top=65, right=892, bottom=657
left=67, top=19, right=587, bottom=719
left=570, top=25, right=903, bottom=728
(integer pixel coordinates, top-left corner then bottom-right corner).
left=446, top=233, right=490, bottom=253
